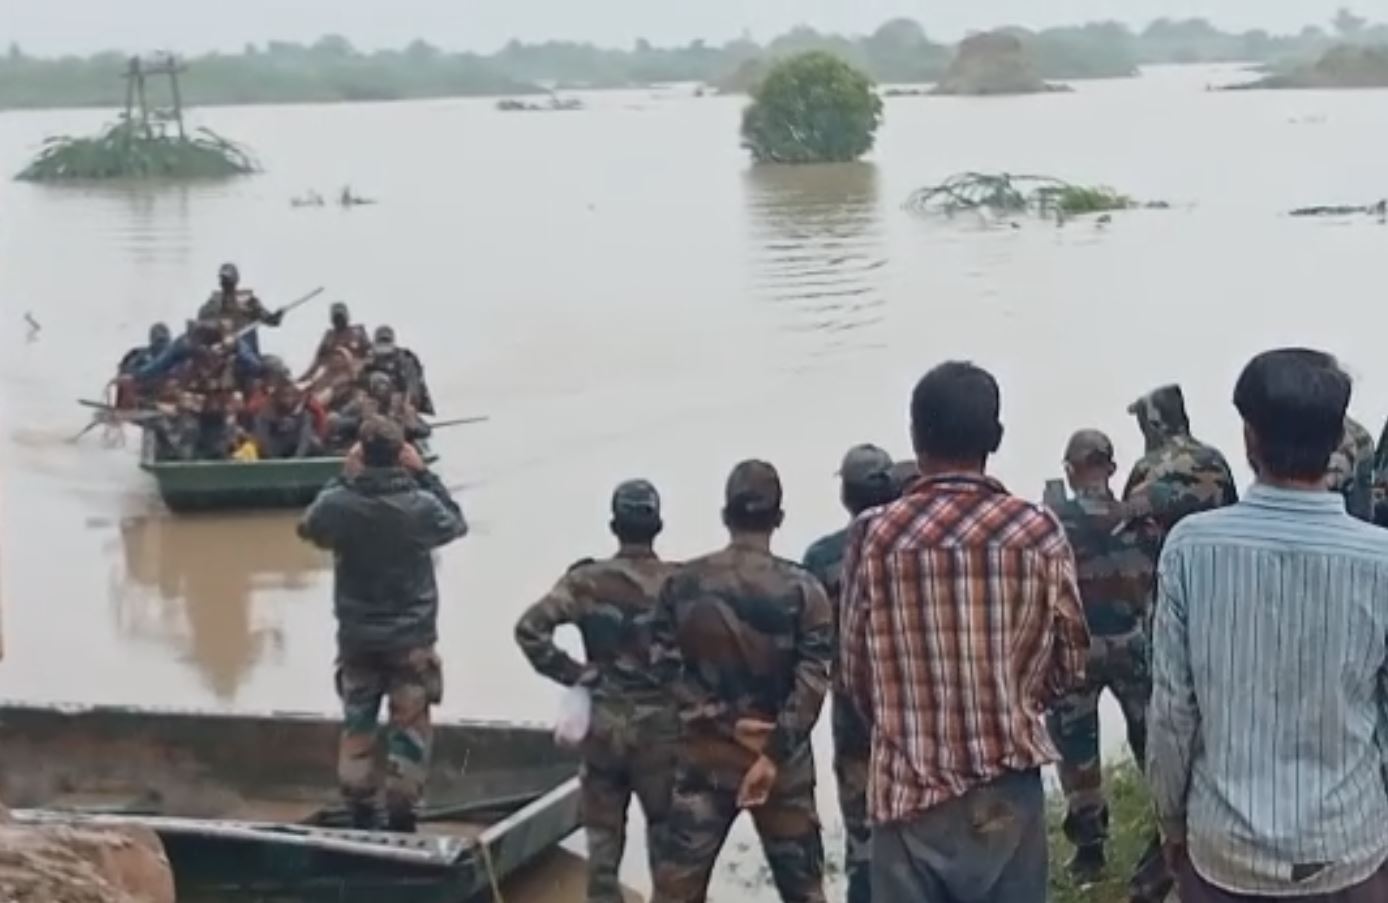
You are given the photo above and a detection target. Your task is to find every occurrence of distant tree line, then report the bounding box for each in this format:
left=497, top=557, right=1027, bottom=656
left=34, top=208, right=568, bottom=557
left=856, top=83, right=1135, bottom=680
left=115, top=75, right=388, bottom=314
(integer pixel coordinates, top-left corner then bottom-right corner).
left=0, top=9, right=1383, bottom=110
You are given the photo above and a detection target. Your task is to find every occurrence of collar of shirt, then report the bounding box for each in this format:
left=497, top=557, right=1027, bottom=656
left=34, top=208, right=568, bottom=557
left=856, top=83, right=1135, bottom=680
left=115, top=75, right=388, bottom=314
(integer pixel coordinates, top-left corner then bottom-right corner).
left=911, top=472, right=1009, bottom=497
left=1244, top=482, right=1346, bottom=515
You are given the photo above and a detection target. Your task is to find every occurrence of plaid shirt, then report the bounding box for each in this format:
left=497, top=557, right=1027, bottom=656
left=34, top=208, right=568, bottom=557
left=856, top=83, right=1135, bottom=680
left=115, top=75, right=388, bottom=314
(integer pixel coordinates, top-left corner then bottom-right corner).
left=841, top=473, right=1089, bottom=825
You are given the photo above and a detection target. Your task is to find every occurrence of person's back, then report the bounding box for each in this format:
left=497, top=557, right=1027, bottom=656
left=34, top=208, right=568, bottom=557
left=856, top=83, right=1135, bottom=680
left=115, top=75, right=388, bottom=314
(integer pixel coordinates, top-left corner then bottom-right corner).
left=1124, top=384, right=1239, bottom=536
left=651, top=460, right=831, bottom=903
left=298, top=417, right=467, bottom=833
left=300, top=435, right=466, bottom=654
left=841, top=362, right=1087, bottom=903
left=1149, top=348, right=1388, bottom=901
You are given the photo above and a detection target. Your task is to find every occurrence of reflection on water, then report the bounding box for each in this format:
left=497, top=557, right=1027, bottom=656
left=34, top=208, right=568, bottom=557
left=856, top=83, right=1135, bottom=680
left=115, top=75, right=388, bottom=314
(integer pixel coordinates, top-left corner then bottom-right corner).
left=743, top=162, right=887, bottom=359
left=110, top=513, right=326, bottom=700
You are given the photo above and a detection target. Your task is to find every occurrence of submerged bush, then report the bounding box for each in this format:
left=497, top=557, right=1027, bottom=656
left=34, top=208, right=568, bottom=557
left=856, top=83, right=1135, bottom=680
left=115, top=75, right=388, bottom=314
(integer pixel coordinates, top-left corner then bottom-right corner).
left=740, top=51, right=883, bottom=164
left=17, top=120, right=257, bottom=181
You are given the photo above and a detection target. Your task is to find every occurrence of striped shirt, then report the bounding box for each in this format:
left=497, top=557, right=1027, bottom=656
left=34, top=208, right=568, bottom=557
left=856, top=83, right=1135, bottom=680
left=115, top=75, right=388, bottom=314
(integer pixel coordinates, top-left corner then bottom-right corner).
left=840, top=473, right=1090, bottom=825
left=1148, top=484, right=1388, bottom=896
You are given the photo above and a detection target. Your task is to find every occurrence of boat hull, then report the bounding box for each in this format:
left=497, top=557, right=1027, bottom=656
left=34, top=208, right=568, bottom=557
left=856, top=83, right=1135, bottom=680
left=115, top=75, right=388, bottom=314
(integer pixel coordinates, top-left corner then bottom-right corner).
left=0, top=703, right=580, bottom=901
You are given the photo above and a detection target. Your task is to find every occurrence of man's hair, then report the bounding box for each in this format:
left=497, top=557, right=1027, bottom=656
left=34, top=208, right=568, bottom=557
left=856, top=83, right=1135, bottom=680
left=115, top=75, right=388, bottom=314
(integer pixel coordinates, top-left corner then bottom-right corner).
left=910, top=361, right=1003, bottom=461
left=843, top=476, right=900, bottom=516
left=359, top=416, right=405, bottom=468
left=1233, top=348, right=1349, bottom=481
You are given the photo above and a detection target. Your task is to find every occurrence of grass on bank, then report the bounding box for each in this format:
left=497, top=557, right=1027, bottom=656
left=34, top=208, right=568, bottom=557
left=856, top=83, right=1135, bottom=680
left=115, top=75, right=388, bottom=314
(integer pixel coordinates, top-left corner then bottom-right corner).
left=1048, top=760, right=1158, bottom=903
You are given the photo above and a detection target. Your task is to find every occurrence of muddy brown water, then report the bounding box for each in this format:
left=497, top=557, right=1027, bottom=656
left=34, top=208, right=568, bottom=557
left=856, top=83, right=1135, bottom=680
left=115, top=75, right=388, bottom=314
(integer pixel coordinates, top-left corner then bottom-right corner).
left=2, top=64, right=1387, bottom=899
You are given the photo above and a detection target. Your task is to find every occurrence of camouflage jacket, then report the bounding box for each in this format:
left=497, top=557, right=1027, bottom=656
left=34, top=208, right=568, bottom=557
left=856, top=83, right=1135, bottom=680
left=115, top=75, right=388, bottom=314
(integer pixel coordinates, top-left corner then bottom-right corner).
left=1122, top=433, right=1238, bottom=536
left=802, top=528, right=848, bottom=607
left=651, top=541, right=832, bottom=769
left=1326, top=416, right=1375, bottom=522
left=198, top=290, right=271, bottom=334
left=514, top=549, right=675, bottom=703
left=1048, top=487, right=1159, bottom=636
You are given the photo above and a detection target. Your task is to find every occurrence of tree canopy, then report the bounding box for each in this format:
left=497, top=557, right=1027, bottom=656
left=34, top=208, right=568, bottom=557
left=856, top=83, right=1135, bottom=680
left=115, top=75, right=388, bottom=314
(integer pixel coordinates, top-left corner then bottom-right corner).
left=740, top=52, right=883, bottom=164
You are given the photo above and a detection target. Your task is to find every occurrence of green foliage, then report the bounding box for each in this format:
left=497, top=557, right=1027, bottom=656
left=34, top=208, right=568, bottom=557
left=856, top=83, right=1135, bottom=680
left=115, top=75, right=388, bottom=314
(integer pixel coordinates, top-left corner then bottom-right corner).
left=740, top=52, right=883, bottom=164
left=17, top=120, right=256, bottom=181
left=906, top=173, right=1139, bottom=217
left=1048, top=761, right=1156, bottom=903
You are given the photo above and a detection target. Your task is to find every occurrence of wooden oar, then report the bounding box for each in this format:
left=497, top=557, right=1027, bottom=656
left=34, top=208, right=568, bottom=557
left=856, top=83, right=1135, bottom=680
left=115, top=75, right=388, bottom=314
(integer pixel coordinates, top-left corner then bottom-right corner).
left=427, top=415, right=490, bottom=429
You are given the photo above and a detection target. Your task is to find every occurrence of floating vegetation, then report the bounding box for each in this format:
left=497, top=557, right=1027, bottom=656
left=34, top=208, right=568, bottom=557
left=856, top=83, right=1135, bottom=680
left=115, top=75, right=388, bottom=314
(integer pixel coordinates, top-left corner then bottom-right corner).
left=905, top=172, right=1142, bottom=218
left=495, top=95, right=584, bottom=112
left=15, top=55, right=257, bottom=182
left=17, top=121, right=256, bottom=181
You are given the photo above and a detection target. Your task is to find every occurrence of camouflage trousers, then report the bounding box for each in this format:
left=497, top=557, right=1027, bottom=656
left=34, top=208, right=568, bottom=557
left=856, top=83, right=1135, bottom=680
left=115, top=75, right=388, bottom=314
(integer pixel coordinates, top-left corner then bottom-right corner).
left=1047, top=626, right=1171, bottom=902
left=651, top=749, right=825, bottom=903
left=581, top=697, right=679, bottom=903
left=335, top=646, right=443, bottom=819
left=831, top=692, right=871, bottom=903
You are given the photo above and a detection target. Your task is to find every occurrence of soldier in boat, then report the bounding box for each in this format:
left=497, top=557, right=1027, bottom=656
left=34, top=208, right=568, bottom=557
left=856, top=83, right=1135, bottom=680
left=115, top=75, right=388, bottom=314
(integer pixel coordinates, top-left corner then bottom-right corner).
left=198, top=262, right=282, bottom=355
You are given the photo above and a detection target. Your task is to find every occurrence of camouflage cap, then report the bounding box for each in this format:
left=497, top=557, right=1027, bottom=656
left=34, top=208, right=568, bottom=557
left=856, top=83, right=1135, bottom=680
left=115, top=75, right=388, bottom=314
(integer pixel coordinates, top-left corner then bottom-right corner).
left=330, top=301, right=350, bottom=317
left=149, top=322, right=171, bottom=344
left=725, top=459, right=783, bottom=515
left=373, top=325, right=396, bottom=348
left=218, top=262, right=239, bottom=281
left=837, top=444, right=894, bottom=489
left=611, top=479, right=661, bottom=523
left=1064, top=429, right=1116, bottom=466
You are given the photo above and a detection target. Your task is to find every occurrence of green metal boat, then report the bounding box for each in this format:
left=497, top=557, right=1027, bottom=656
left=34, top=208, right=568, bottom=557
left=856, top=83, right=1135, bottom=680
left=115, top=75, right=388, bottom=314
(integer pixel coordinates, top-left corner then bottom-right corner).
left=138, top=432, right=433, bottom=512
left=1, top=702, right=580, bottom=903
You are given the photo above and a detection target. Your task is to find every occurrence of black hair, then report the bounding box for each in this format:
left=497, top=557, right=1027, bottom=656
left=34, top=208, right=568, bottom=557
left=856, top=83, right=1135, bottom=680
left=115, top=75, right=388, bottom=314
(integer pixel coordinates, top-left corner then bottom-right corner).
left=910, top=361, right=1003, bottom=461
left=843, top=476, right=900, bottom=516
left=612, top=517, right=662, bottom=545
left=1233, top=348, right=1349, bottom=481
left=722, top=506, right=782, bottom=534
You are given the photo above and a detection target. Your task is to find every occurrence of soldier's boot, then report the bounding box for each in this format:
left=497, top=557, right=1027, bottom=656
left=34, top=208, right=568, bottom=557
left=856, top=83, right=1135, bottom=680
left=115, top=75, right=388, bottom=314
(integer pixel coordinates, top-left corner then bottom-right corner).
left=1068, top=844, right=1107, bottom=887
left=385, top=806, right=418, bottom=834
left=349, top=802, right=380, bottom=831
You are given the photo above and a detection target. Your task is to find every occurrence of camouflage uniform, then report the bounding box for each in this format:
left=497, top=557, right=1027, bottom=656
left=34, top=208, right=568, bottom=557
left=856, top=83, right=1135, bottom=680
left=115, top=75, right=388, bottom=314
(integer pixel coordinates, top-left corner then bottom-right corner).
left=1053, top=430, right=1171, bottom=901
left=515, top=483, right=677, bottom=903
left=1123, top=385, right=1239, bottom=543
left=1326, top=416, right=1375, bottom=522
left=650, top=461, right=832, bottom=903
left=365, top=326, right=435, bottom=416
left=336, top=646, right=443, bottom=822
left=801, top=444, right=899, bottom=903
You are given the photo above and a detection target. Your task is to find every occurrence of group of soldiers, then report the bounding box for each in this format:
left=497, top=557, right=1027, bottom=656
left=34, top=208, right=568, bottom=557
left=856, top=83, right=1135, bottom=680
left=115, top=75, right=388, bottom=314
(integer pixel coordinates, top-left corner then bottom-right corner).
left=504, top=381, right=1383, bottom=903
left=112, top=262, right=435, bottom=461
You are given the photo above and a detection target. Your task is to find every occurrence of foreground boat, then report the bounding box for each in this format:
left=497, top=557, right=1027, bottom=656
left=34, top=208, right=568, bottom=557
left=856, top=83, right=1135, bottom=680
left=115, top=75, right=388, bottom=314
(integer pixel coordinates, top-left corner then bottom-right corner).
left=0, top=703, right=580, bottom=903
left=139, top=431, right=344, bottom=512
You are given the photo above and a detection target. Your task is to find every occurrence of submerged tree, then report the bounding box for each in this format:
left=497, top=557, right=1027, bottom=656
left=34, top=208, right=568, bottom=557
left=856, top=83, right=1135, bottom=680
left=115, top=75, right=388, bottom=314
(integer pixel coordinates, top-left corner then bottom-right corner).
left=15, top=56, right=257, bottom=182
left=740, top=51, right=883, bottom=164
left=906, top=172, right=1138, bottom=217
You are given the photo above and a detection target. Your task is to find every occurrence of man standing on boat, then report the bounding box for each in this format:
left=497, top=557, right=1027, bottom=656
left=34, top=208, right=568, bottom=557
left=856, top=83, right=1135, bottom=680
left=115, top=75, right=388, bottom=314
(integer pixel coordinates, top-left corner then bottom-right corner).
left=199, top=262, right=282, bottom=355
left=650, top=460, right=832, bottom=903
left=514, top=479, right=679, bottom=903
left=298, top=416, right=467, bottom=832
left=299, top=302, right=371, bottom=384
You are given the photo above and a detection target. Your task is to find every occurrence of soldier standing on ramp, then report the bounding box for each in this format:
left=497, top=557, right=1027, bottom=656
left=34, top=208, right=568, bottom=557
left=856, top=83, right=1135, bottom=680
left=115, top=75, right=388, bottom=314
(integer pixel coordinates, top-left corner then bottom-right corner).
left=650, top=460, right=832, bottom=903
left=514, top=480, right=679, bottom=902
left=297, top=416, right=467, bottom=832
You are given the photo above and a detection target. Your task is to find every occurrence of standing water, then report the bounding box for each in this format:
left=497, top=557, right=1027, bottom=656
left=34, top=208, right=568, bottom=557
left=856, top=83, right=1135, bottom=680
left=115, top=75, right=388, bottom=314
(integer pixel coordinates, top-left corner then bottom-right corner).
left=1, top=63, right=1386, bottom=899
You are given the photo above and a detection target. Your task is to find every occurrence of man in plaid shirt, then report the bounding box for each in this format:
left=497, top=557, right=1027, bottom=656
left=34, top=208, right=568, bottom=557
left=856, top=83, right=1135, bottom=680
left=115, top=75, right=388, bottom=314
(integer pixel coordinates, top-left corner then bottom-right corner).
left=840, top=361, right=1090, bottom=903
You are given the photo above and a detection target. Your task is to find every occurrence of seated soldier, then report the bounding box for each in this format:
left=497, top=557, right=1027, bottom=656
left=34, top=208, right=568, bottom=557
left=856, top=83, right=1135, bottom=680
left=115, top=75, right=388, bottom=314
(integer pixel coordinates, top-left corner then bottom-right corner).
left=364, top=325, right=434, bottom=416
left=254, top=383, right=322, bottom=460
left=300, top=302, right=371, bottom=383
left=115, top=323, right=173, bottom=408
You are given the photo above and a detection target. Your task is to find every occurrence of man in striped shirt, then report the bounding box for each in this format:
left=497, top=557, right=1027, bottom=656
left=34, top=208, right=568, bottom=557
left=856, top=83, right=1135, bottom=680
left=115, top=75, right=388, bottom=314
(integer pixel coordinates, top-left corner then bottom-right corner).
left=840, top=361, right=1090, bottom=903
left=1148, top=348, right=1388, bottom=902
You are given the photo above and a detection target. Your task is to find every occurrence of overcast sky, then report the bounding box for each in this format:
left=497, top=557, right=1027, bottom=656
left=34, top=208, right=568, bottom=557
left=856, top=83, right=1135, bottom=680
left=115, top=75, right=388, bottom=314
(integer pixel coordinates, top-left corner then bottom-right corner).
left=4, top=1, right=1387, bottom=56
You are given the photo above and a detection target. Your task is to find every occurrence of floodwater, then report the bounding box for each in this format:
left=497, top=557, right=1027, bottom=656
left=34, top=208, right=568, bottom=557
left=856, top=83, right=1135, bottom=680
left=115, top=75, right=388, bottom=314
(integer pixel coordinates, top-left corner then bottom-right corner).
left=2, top=63, right=1387, bottom=898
